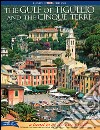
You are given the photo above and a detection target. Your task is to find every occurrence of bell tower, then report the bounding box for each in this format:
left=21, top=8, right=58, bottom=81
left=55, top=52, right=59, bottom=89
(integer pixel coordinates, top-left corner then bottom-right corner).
left=66, top=28, right=76, bottom=59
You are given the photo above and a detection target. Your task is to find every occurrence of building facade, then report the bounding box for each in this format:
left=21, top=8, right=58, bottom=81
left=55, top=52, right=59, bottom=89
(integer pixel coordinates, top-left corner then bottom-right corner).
left=79, top=67, right=100, bottom=94
left=1, top=48, right=8, bottom=59
left=66, top=28, right=76, bottom=59
left=29, top=28, right=58, bottom=41
left=1, top=84, right=24, bottom=105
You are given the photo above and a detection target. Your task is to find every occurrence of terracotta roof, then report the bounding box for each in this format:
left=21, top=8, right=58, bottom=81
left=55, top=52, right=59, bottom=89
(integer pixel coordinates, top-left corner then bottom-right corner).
left=29, top=28, right=58, bottom=33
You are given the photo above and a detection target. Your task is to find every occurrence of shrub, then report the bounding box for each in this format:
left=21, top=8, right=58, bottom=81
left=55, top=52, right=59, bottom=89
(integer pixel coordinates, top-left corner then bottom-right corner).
left=58, top=88, right=76, bottom=96
left=36, top=85, right=49, bottom=90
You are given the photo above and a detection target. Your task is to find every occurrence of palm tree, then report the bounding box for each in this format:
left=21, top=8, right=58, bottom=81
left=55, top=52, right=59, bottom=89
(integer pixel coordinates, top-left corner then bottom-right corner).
left=53, top=58, right=64, bottom=87
left=65, top=49, right=71, bottom=58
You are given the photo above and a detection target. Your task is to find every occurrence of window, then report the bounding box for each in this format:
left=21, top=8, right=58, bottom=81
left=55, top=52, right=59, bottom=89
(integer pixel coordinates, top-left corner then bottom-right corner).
left=50, top=70, right=52, bottom=73
left=34, top=76, right=36, bottom=79
left=86, top=83, right=88, bottom=87
left=90, top=77, right=92, bottom=80
left=42, top=81, right=44, bottom=84
left=42, top=70, right=45, bottom=73
left=86, top=89, right=88, bottom=93
left=72, top=49, right=73, bottom=52
left=46, top=70, right=48, bottom=73
left=26, top=75, right=28, bottom=79
left=71, top=41, right=72, bottom=45
left=73, top=41, right=74, bottom=45
left=87, top=77, right=88, bottom=80
left=15, top=90, right=18, bottom=96
left=42, top=76, right=44, bottom=80
left=54, top=70, right=56, bottom=73
left=46, top=81, right=48, bottom=84
left=34, top=82, right=36, bottom=85
left=2, top=90, right=5, bottom=95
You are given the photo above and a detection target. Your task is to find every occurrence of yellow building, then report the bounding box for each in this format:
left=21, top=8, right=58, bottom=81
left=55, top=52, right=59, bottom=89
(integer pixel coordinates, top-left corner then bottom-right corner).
left=29, top=28, right=58, bottom=41
left=79, top=67, right=100, bottom=94
left=1, top=65, right=17, bottom=84
left=1, top=66, right=10, bottom=84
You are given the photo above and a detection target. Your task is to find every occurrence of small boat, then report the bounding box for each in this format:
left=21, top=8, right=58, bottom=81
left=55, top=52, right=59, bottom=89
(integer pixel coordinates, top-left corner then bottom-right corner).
left=62, top=116, right=74, bottom=121
left=45, top=109, right=51, bottom=112
left=56, top=109, right=61, bottom=113
left=61, top=110, right=66, bottom=115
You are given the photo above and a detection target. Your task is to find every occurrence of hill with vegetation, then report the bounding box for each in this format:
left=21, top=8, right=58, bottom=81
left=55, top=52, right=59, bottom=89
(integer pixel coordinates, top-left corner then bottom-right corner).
left=1, top=6, right=100, bottom=67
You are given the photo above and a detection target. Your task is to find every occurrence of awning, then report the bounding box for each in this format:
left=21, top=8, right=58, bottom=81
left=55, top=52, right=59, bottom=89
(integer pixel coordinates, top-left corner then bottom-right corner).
left=50, top=88, right=57, bottom=93
left=23, top=86, right=32, bottom=92
left=48, top=85, right=53, bottom=90
left=49, top=92, right=70, bottom=97
left=1, top=99, right=8, bottom=102
left=78, top=93, right=84, bottom=98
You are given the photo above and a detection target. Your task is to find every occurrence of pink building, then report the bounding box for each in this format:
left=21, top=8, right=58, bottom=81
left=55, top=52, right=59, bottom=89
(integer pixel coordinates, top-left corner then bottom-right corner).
left=1, top=84, right=24, bottom=105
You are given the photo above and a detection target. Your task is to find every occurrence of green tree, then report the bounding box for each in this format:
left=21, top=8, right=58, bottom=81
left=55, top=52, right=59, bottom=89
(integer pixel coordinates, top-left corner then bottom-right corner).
left=92, top=42, right=100, bottom=56
left=13, top=102, right=39, bottom=122
left=65, top=49, right=71, bottom=58
left=1, top=56, right=12, bottom=65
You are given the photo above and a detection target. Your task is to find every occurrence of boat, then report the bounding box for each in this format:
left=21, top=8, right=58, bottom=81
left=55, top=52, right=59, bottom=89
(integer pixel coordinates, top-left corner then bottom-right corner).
left=61, top=110, right=66, bottom=115
left=45, top=109, right=51, bottom=112
left=56, top=109, right=61, bottom=113
left=61, top=116, right=74, bottom=121
left=43, top=116, right=51, bottom=121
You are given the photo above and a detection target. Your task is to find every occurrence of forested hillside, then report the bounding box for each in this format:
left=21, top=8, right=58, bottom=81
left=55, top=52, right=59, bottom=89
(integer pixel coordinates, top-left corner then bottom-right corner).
left=1, top=5, right=100, bottom=67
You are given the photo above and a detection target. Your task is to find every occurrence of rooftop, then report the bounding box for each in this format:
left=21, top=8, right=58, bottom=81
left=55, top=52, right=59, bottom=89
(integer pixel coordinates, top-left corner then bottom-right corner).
left=24, top=69, right=41, bottom=75
left=29, top=28, right=58, bottom=33
left=2, top=65, right=13, bottom=70
left=41, top=61, right=56, bottom=67
left=29, top=50, right=64, bottom=55
left=86, top=67, right=100, bottom=72
left=1, top=84, right=24, bottom=90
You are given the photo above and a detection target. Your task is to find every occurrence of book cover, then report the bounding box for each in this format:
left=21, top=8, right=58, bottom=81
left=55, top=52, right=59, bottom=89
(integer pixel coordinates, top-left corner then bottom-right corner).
left=1, top=1, right=100, bottom=130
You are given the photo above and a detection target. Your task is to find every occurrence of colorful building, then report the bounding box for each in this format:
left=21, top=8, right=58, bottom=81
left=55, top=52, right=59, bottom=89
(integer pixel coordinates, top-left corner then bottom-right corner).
left=79, top=67, right=100, bottom=94
left=29, top=28, right=58, bottom=41
left=40, top=61, right=57, bottom=85
left=1, top=84, right=24, bottom=105
left=2, top=65, right=17, bottom=84
left=1, top=48, right=8, bottom=59
left=1, top=66, right=10, bottom=84
left=16, top=69, right=41, bottom=87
